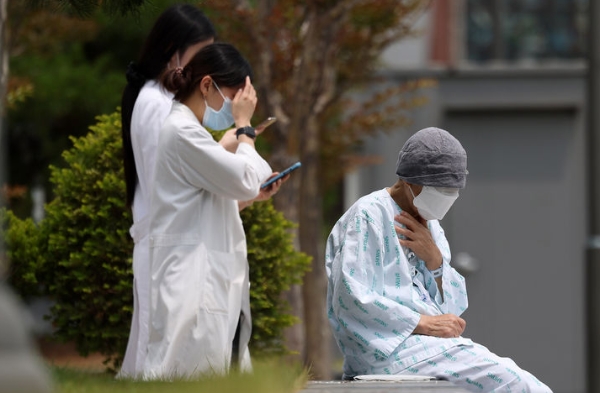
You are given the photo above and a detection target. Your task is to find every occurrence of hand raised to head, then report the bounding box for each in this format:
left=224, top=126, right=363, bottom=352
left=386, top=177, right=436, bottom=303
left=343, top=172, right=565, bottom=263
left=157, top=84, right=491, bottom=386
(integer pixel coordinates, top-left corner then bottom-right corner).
left=232, top=76, right=257, bottom=128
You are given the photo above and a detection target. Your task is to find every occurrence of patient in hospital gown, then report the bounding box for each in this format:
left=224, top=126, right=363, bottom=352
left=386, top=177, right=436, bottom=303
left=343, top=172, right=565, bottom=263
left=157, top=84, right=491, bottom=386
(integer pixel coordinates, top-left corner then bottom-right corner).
left=325, top=127, right=552, bottom=393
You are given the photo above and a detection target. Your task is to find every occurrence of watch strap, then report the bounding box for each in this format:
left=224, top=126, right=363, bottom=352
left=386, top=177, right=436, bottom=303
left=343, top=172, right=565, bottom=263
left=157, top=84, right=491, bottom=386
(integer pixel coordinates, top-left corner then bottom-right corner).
left=235, top=126, right=256, bottom=139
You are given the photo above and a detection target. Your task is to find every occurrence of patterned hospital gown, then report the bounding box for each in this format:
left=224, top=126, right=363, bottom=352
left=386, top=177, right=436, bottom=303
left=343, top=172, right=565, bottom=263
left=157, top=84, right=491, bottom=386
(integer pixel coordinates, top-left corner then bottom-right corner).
left=325, top=189, right=552, bottom=392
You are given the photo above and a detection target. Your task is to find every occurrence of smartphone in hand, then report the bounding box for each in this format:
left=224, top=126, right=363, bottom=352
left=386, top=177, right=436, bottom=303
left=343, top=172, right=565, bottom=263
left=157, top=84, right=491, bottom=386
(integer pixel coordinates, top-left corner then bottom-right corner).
left=255, top=117, right=277, bottom=133
left=261, top=162, right=301, bottom=189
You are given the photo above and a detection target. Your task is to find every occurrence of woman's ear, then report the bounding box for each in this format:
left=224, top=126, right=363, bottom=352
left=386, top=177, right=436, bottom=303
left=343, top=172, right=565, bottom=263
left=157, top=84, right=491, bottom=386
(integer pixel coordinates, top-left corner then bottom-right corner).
left=198, top=76, right=212, bottom=97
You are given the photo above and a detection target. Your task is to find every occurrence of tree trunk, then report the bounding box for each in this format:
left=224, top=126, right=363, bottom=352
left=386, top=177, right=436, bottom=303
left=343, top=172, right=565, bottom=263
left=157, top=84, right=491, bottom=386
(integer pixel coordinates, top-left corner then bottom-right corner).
left=271, top=149, right=306, bottom=364
left=299, top=114, right=331, bottom=380
left=291, top=7, right=341, bottom=379
left=280, top=283, right=305, bottom=361
left=0, top=0, right=7, bottom=215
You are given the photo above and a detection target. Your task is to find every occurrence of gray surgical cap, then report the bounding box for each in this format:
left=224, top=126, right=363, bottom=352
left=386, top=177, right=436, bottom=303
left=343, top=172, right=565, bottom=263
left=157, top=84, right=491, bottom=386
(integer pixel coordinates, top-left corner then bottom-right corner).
left=395, top=127, right=468, bottom=189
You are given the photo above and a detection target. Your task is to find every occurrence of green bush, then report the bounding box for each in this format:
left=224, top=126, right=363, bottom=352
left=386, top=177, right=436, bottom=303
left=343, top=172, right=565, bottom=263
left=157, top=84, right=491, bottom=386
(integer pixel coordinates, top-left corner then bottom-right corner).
left=0, top=208, right=44, bottom=298
left=6, top=110, right=310, bottom=368
left=242, top=202, right=308, bottom=356
left=41, top=111, right=134, bottom=366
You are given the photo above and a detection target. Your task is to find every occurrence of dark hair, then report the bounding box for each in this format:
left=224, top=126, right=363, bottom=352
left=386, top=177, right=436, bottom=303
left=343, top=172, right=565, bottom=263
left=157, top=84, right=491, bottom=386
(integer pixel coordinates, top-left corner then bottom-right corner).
left=162, top=43, right=253, bottom=102
left=121, top=4, right=216, bottom=207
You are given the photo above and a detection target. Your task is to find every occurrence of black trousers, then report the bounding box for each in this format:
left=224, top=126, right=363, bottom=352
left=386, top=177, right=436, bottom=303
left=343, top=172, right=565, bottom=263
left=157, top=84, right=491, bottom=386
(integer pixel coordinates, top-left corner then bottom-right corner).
left=231, top=313, right=242, bottom=368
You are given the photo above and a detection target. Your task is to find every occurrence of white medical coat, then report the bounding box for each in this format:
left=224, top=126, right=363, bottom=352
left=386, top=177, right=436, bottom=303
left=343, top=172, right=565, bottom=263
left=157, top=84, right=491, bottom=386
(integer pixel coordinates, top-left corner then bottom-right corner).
left=325, top=189, right=471, bottom=378
left=120, top=80, right=173, bottom=377
left=142, top=102, right=272, bottom=379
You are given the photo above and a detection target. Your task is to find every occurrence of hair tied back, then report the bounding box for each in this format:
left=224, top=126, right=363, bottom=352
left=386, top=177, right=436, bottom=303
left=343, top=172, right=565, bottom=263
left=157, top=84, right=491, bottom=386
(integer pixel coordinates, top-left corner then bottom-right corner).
left=163, top=66, right=192, bottom=95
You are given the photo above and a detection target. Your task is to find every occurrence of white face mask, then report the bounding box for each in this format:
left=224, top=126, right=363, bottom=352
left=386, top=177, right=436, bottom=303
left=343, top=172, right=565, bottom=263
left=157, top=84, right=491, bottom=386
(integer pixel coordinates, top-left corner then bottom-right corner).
left=409, top=186, right=459, bottom=221
left=202, top=82, right=235, bottom=131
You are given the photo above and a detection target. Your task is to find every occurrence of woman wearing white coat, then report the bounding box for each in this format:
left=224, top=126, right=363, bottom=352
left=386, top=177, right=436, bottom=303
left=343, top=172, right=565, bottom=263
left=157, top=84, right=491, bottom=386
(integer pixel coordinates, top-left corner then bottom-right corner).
left=119, top=5, right=217, bottom=378
left=142, top=43, right=274, bottom=379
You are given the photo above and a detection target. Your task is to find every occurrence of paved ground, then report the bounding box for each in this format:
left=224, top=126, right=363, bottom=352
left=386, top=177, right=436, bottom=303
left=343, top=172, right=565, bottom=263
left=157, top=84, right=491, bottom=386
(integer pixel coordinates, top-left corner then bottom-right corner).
left=299, top=381, right=470, bottom=393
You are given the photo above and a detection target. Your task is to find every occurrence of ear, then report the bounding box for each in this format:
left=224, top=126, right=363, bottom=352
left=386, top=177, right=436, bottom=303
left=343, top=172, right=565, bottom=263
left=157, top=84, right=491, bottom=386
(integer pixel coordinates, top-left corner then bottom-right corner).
left=199, top=76, right=213, bottom=97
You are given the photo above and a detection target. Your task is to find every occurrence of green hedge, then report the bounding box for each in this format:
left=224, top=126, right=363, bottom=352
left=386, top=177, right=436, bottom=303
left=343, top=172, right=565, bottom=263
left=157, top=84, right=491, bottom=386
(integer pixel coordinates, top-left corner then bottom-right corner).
left=2, top=110, right=310, bottom=368
left=0, top=209, right=44, bottom=298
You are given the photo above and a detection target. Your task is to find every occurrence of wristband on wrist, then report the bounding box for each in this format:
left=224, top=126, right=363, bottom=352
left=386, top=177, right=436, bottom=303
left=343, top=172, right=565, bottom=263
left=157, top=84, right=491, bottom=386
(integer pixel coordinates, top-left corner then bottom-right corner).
left=428, top=265, right=443, bottom=278
left=235, top=126, right=256, bottom=140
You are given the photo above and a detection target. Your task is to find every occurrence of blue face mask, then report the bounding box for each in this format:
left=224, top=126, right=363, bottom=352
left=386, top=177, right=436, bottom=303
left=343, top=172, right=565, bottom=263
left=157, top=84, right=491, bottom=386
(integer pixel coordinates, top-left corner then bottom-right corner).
left=202, top=82, right=235, bottom=131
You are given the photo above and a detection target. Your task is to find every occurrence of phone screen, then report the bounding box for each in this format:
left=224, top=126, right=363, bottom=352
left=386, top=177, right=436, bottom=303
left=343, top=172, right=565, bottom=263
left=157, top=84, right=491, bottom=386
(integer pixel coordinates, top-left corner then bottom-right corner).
left=261, top=162, right=301, bottom=189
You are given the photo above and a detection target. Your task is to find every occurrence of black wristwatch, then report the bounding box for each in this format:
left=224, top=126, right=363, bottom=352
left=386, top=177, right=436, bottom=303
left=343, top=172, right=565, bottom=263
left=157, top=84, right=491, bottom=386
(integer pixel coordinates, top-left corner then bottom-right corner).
left=235, top=126, right=256, bottom=140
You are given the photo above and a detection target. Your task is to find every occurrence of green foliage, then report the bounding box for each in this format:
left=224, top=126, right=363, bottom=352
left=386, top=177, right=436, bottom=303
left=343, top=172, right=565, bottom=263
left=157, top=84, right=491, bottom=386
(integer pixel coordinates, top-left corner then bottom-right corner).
left=0, top=208, right=44, bottom=298
left=6, top=0, right=159, bottom=215
left=5, top=109, right=310, bottom=367
left=6, top=82, right=34, bottom=110
left=8, top=45, right=125, bottom=190
left=41, top=111, right=133, bottom=366
left=241, top=202, right=311, bottom=356
left=10, top=46, right=123, bottom=123
left=25, top=0, right=147, bottom=17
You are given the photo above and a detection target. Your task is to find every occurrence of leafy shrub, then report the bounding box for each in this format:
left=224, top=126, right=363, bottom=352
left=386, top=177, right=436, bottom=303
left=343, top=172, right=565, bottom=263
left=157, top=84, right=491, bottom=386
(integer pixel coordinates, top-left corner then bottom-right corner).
left=41, top=111, right=133, bottom=366
left=6, top=110, right=310, bottom=368
left=242, top=202, right=309, bottom=356
left=0, top=208, right=44, bottom=299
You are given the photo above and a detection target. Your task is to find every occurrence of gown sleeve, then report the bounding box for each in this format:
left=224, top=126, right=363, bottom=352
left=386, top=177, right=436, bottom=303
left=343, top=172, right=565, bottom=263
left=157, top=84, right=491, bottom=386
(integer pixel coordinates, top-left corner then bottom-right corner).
left=174, top=121, right=272, bottom=202
left=327, top=212, right=422, bottom=364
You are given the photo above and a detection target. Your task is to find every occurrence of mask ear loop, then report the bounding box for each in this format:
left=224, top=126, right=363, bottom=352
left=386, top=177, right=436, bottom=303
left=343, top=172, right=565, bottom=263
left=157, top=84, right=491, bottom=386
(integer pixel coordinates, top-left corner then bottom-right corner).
left=406, top=182, right=417, bottom=200
left=212, top=81, right=227, bottom=101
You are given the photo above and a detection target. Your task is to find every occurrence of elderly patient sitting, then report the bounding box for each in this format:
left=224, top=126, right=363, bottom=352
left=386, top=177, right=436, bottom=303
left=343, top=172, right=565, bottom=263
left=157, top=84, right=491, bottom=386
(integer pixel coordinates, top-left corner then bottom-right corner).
left=325, top=127, right=552, bottom=393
